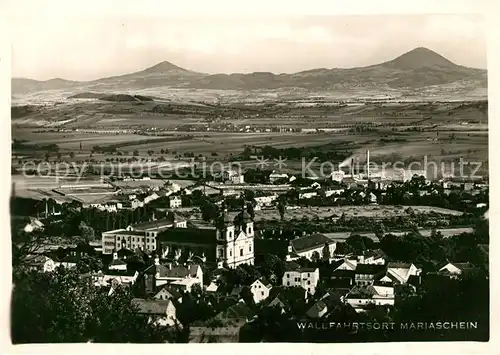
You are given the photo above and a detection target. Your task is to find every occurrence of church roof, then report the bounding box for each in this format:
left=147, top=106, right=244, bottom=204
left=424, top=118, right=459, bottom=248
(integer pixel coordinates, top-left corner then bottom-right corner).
left=158, top=227, right=218, bottom=245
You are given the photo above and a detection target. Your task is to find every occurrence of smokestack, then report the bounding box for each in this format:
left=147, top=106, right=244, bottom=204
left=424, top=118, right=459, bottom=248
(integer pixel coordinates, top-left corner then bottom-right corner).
left=366, top=150, right=370, bottom=179
left=351, top=158, right=354, bottom=176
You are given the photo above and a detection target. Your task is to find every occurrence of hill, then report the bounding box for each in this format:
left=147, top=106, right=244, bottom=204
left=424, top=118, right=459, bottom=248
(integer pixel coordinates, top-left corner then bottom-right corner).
left=12, top=47, right=487, bottom=95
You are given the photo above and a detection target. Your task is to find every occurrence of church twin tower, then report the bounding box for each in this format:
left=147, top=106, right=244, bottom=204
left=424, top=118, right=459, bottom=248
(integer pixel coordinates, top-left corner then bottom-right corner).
left=215, top=209, right=255, bottom=268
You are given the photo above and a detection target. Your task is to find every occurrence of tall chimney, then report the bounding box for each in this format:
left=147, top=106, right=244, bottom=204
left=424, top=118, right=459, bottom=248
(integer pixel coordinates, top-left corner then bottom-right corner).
left=366, top=150, right=370, bottom=179
left=350, top=158, right=354, bottom=176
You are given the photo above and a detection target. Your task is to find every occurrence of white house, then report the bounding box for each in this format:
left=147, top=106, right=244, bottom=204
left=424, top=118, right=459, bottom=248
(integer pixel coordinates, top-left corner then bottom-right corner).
left=250, top=278, right=272, bottom=304
left=154, top=286, right=183, bottom=303
left=131, top=198, right=144, bottom=209
left=93, top=270, right=140, bottom=287
left=358, top=249, right=387, bottom=265
left=108, top=251, right=128, bottom=271
left=131, top=298, right=177, bottom=327
left=169, top=196, right=182, bottom=209
left=144, top=192, right=160, bottom=205
left=438, top=262, right=475, bottom=278
left=223, top=170, right=244, bottom=184
left=43, top=256, right=77, bottom=272
left=254, top=194, right=278, bottom=207
left=379, top=262, right=421, bottom=284
left=282, top=262, right=320, bottom=295
left=343, top=285, right=395, bottom=310
left=299, top=190, right=318, bottom=200
left=23, top=217, right=44, bottom=233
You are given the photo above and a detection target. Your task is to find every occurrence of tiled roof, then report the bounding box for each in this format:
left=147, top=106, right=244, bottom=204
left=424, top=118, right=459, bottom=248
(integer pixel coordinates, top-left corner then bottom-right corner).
left=387, top=262, right=413, bottom=268
left=223, top=302, right=256, bottom=320
left=284, top=261, right=301, bottom=271
left=230, top=286, right=245, bottom=296
left=159, top=227, right=217, bottom=245
left=291, top=233, right=332, bottom=253
left=131, top=298, right=173, bottom=315
left=131, top=218, right=177, bottom=231
left=363, top=249, right=387, bottom=260
left=109, top=258, right=127, bottom=267
left=306, top=300, right=327, bottom=317
left=331, top=269, right=355, bottom=278
left=154, top=286, right=183, bottom=301
left=355, top=264, right=386, bottom=275
left=157, top=264, right=200, bottom=278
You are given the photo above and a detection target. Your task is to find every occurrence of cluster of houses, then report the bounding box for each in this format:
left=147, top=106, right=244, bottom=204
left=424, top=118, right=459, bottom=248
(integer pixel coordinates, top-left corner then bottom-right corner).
left=24, top=209, right=484, bottom=339
left=82, top=181, right=184, bottom=213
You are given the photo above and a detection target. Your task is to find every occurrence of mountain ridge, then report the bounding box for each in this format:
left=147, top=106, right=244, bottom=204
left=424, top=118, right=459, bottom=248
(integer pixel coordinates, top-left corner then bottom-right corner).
left=12, top=47, right=487, bottom=94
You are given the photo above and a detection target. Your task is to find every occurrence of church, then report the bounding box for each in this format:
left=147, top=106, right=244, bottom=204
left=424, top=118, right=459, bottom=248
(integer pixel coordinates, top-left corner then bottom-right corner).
left=157, top=209, right=255, bottom=268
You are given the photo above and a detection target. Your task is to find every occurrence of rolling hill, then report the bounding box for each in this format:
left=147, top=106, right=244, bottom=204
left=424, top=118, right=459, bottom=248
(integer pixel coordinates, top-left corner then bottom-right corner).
left=12, top=47, right=487, bottom=94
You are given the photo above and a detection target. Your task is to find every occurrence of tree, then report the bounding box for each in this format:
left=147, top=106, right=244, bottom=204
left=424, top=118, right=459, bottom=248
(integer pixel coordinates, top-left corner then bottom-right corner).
left=201, top=202, right=219, bottom=222
left=277, top=201, right=286, bottom=221
left=11, top=268, right=175, bottom=343
left=246, top=203, right=255, bottom=221
left=311, top=251, right=321, bottom=264
left=345, top=234, right=375, bottom=254
left=321, top=243, right=331, bottom=262
left=133, top=150, right=139, bottom=157
left=69, top=152, right=75, bottom=159
left=78, top=221, right=96, bottom=242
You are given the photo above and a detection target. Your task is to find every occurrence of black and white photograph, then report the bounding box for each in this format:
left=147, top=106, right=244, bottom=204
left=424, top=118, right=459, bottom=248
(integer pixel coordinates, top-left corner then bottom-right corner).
left=6, top=2, right=492, bottom=345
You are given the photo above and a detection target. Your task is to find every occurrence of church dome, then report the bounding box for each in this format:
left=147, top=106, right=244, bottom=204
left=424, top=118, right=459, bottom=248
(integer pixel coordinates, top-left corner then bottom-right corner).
left=216, top=210, right=233, bottom=228
left=234, top=210, right=252, bottom=225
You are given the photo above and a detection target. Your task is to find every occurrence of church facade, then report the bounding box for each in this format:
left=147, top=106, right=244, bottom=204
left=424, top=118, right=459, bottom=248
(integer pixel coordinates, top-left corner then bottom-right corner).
left=157, top=210, right=255, bottom=268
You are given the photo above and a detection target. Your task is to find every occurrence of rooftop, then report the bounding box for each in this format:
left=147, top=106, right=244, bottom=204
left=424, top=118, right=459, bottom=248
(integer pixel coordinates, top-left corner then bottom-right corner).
left=159, top=227, right=217, bottom=245
left=355, top=264, right=387, bottom=275
left=291, top=233, right=333, bottom=253
left=131, top=298, right=173, bottom=315
left=112, top=230, right=145, bottom=236
left=157, top=264, right=201, bottom=278
left=131, top=217, right=178, bottom=231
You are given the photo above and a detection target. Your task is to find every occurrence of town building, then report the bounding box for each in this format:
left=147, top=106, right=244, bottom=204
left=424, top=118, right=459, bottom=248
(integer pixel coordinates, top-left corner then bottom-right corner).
left=169, top=196, right=182, bottom=209
left=154, top=257, right=203, bottom=292
left=144, top=192, right=160, bottom=205
left=358, top=249, right=387, bottom=265
left=286, top=233, right=336, bottom=261
left=101, top=213, right=187, bottom=254
left=282, top=261, right=319, bottom=295
left=343, top=284, right=395, bottom=310
left=131, top=298, right=178, bottom=327
left=250, top=278, right=273, bottom=304
left=438, top=262, right=476, bottom=279
left=379, top=262, right=422, bottom=284
left=354, top=264, right=386, bottom=286
left=157, top=210, right=255, bottom=268
left=223, top=170, right=244, bottom=184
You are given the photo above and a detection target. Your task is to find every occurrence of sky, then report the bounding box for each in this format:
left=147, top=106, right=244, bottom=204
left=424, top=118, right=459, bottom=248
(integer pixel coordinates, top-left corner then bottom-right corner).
left=9, top=14, right=486, bottom=81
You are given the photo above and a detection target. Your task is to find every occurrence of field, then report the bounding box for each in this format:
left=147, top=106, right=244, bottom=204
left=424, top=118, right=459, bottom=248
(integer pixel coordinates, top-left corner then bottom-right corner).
left=222, top=205, right=464, bottom=222
left=11, top=98, right=488, bottom=179
left=323, top=227, right=474, bottom=243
